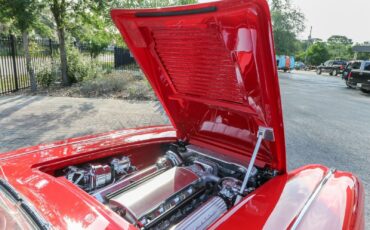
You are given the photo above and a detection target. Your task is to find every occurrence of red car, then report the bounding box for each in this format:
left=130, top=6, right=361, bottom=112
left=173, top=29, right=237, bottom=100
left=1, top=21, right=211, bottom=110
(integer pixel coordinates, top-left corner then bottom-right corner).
left=0, top=0, right=364, bottom=229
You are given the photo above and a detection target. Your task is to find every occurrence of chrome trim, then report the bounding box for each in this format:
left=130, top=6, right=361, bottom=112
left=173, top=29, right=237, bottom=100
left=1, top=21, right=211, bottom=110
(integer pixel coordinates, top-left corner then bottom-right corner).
left=171, top=196, right=227, bottom=230
left=186, top=145, right=248, bottom=173
left=290, top=168, right=336, bottom=230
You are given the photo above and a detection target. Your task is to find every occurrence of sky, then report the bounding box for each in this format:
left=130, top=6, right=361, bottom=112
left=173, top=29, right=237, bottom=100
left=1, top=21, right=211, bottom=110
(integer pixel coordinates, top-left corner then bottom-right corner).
left=291, top=0, right=370, bottom=43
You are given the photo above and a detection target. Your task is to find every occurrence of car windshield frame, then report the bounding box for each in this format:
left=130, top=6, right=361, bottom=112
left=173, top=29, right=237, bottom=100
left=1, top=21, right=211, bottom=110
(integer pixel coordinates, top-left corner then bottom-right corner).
left=0, top=180, right=50, bottom=229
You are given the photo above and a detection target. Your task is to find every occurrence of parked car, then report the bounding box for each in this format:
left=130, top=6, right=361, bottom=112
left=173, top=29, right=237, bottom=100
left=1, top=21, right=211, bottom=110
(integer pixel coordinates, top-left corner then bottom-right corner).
left=342, top=60, right=363, bottom=87
left=347, top=60, right=370, bottom=92
left=294, top=61, right=306, bottom=70
left=0, top=1, right=364, bottom=230
left=316, top=60, right=347, bottom=76
left=304, top=65, right=317, bottom=71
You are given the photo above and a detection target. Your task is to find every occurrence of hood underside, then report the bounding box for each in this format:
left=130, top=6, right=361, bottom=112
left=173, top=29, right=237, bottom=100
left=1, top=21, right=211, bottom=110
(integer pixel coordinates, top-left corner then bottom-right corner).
left=111, top=0, right=286, bottom=171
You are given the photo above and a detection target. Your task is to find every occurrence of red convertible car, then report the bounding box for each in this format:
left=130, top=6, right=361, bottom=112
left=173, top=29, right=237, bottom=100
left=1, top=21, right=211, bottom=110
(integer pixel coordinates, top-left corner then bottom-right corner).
left=0, top=0, right=364, bottom=229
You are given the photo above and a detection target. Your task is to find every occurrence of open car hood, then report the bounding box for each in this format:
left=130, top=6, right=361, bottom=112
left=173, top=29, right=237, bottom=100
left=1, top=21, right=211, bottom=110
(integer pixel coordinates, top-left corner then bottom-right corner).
left=111, top=0, right=286, bottom=171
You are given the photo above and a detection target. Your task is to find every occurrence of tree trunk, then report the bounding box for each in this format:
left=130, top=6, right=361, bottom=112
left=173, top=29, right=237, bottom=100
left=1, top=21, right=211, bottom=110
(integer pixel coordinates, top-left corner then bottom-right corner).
left=57, top=27, right=69, bottom=86
left=22, top=32, right=37, bottom=92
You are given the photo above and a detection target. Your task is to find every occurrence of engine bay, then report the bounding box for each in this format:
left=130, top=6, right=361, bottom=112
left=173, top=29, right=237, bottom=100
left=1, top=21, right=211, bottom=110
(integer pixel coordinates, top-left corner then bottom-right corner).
left=53, top=143, right=277, bottom=230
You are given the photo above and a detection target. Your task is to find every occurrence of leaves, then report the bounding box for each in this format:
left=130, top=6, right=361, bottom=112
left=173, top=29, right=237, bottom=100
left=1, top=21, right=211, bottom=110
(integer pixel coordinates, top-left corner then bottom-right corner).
left=0, top=0, right=45, bottom=33
left=327, top=35, right=353, bottom=46
left=326, top=35, right=353, bottom=60
left=270, top=0, right=306, bottom=55
left=306, top=42, right=330, bottom=65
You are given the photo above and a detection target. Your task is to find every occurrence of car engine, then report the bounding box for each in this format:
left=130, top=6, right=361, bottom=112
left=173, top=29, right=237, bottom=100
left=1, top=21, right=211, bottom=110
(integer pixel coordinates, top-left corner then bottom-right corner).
left=62, top=144, right=276, bottom=230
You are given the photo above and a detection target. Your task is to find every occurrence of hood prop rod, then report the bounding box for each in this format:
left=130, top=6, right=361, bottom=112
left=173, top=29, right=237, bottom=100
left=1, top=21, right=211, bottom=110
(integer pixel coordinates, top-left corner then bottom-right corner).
left=234, top=126, right=275, bottom=205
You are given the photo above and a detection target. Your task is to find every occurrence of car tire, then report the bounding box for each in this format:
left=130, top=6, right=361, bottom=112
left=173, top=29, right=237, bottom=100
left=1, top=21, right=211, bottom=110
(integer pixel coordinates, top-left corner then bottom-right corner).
left=333, top=69, right=337, bottom=76
left=316, top=69, right=322, bottom=75
left=360, top=88, right=370, bottom=94
left=346, top=81, right=354, bottom=89
left=329, top=71, right=333, bottom=76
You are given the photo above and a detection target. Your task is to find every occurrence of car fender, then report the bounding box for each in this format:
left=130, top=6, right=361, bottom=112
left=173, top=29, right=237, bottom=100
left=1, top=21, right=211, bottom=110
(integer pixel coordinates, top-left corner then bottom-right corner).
left=210, top=164, right=364, bottom=230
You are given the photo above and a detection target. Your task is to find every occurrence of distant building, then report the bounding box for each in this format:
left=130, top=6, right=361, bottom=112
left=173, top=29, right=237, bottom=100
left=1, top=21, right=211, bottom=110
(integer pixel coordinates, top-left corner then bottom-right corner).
left=352, top=45, right=370, bottom=53
left=352, top=44, right=370, bottom=59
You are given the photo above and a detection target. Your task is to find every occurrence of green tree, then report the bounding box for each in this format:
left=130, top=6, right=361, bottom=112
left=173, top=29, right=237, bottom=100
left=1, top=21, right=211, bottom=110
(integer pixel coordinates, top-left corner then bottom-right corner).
left=0, top=0, right=45, bottom=91
left=69, top=1, right=116, bottom=58
left=270, top=0, right=305, bottom=55
left=306, top=42, right=330, bottom=65
left=327, top=35, right=352, bottom=45
left=327, top=35, right=353, bottom=60
left=48, top=0, right=70, bottom=86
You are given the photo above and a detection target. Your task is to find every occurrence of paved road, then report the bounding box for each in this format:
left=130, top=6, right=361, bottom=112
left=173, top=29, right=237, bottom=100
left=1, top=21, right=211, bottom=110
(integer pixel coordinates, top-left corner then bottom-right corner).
left=0, top=71, right=368, bottom=226
left=280, top=71, right=369, bottom=227
left=0, top=97, right=168, bottom=152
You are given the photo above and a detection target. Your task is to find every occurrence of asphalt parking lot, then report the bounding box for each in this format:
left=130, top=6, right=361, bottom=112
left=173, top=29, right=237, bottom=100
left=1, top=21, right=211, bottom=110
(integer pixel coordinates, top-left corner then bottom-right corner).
left=280, top=71, right=369, bottom=226
left=0, top=71, right=368, bottom=226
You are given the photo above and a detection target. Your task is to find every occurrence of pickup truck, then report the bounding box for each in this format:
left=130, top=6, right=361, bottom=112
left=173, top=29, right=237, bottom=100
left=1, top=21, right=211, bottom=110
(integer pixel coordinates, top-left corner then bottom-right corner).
left=317, top=60, right=347, bottom=76
left=347, top=60, right=370, bottom=93
left=342, top=61, right=362, bottom=87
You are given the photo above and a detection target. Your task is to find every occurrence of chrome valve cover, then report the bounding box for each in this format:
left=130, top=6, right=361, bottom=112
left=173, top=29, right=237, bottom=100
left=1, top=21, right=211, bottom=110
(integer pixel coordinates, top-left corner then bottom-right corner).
left=109, top=167, right=201, bottom=225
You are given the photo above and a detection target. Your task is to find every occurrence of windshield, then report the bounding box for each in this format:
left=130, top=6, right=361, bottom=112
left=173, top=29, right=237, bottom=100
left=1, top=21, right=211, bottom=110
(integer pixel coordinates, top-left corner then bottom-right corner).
left=346, top=61, right=362, bottom=70
left=333, top=61, right=346, bottom=65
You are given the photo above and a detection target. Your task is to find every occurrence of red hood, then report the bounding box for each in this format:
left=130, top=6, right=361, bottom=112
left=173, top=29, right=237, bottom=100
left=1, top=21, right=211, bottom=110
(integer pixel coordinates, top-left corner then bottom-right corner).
left=111, top=0, right=286, bottom=171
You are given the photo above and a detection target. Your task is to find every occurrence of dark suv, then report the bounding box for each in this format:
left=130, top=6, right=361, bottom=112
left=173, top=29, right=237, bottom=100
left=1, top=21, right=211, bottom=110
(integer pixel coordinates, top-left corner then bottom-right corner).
left=342, top=61, right=362, bottom=87
left=346, top=60, right=370, bottom=93
left=316, top=60, right=347, bottom=76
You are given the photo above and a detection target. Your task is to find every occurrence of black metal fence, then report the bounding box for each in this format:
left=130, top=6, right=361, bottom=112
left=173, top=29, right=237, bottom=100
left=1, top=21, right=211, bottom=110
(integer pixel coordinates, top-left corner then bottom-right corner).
left=0, top=35, right=138, bottom=95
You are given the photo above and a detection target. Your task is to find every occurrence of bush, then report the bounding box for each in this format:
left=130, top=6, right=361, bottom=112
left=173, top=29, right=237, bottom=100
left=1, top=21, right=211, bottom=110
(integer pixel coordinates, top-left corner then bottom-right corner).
left=73, top=71, right=155, bottom=100
left=306, top=42, right=330, bottom=66
left=36, top=68, right=55, bottom=88
left=66, top=46, right=102, bottom=83
left=127, top=80, right=154, bottom=100
left=78, top=74, right=130, bottom=97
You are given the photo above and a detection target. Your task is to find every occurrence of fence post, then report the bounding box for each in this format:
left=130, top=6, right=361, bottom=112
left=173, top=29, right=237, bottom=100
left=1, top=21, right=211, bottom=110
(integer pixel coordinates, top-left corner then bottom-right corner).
left=10, top=34, right=19, bottom=91
left=49, top=38, right=53, bottom=55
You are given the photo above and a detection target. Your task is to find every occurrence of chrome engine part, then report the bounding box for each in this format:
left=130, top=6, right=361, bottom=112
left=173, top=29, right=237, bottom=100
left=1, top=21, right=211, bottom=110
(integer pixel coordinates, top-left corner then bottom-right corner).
left=64, top=164, right=112, bottom=191
left=110, top=156, right=132, bottom=176
left=108, top=166, right=204, bottom=227
left=156, top=150, right=183, bottom=169
left=64, top=157, right=135, bottom=191
left=182, top=145, right=250, bottom=178
left=61, top=144, right=276, bottom=229
left=171, top=196, right=227, bottom=230
left=218, top=177, right=242, bottom=203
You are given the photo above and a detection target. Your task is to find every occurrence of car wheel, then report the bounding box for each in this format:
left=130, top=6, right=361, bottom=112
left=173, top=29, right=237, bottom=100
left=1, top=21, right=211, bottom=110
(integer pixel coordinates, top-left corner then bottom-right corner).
left=346, top=81, right=354, bottom=89
left=316, top=69, right=322, bottom=75
left=360, top=88, right=370, bottom=94
left=329, top=71, right=333, bottom=76
left=333, top=69, right=337, bottom=76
